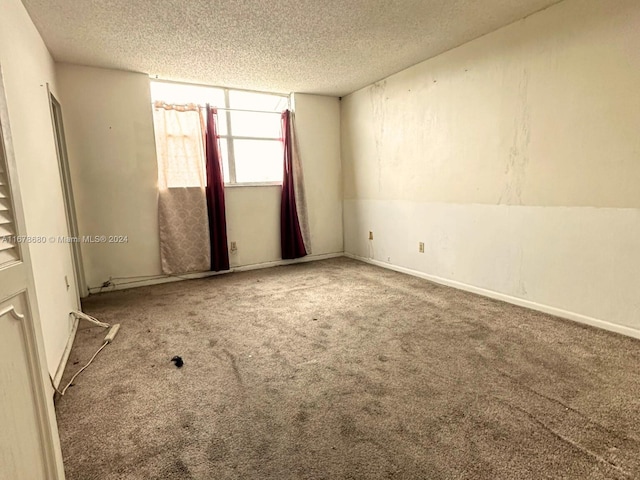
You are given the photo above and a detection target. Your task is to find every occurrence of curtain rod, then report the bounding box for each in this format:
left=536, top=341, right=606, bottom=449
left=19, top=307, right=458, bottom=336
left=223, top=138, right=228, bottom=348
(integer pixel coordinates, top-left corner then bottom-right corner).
left=152, top=103, right=287, bottom=115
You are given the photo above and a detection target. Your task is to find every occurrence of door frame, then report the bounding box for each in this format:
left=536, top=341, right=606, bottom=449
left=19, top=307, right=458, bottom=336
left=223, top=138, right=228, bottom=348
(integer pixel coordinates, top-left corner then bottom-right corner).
left=48, top=88, right=86, bottom=300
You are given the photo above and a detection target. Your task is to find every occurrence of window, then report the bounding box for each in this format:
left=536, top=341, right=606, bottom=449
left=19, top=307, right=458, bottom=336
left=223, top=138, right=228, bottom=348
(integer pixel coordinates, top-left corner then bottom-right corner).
left=150, top=81, right=288, bottom=185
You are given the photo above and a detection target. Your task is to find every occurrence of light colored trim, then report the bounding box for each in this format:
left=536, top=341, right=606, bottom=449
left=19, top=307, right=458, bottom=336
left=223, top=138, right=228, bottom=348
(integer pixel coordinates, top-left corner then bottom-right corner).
left=223, top=88, right=237, bottom=184
left=0, top=303, right=25, bottom=320
left=224, top=181, right=281, bottom=188
left=48, top=89, right=86, bottom=302
left=232, top=252, right=342, bottom=272
left=52, top=314, right=79, bottom=388
left=95, top=252, right=344, bottom=292
left=218, top=134, right=281, bottom=140
left=344, top=253, right=640, bottom=341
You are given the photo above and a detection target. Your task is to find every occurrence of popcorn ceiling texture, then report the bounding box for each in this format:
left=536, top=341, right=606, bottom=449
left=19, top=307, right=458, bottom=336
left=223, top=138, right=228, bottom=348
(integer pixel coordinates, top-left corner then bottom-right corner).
left=23, top=0, right=561, bottom=96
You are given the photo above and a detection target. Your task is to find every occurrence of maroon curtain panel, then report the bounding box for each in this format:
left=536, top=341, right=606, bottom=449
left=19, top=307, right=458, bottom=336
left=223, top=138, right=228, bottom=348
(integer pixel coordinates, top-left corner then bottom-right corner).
left=205, top=105, right=230, bottom=271
left=280, top=110, right=307, bottom=260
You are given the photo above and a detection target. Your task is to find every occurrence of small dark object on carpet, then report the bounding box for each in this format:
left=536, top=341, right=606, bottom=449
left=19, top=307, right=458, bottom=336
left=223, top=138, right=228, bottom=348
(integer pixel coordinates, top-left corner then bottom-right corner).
left=58, top=258, right=640, bottom=480
left=170, top=356, right=183, bottom=368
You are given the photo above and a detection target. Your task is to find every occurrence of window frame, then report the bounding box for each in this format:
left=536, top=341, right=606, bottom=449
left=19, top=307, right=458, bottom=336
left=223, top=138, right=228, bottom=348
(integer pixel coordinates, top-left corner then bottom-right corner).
left=150, top=80, right=289, bottom=187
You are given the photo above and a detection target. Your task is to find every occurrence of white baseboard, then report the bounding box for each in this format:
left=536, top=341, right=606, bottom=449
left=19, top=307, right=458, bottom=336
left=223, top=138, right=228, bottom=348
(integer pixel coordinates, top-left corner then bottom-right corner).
left=52, top=314, right=79, bottom=388
left=99, top=252, right=345, bottom=292
left=345, top=252, right=640, bottom=341
left=232, top=252, right=344, bottom=272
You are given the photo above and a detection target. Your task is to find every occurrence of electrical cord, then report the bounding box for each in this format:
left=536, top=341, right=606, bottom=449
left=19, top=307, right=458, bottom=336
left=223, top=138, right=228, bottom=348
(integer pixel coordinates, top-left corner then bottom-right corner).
left=87, top=270, right=224, bottom=292
left=72, top=310, right=110, bottom=328
left=53, top=340, right=109, bottom=396
left=51, top=312, right=119, bottom=397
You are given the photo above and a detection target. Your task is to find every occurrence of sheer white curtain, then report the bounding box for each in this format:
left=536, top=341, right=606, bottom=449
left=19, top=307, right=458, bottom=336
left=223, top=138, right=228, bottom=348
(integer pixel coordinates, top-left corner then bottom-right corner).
left=153, top=102, right=210, bottom=274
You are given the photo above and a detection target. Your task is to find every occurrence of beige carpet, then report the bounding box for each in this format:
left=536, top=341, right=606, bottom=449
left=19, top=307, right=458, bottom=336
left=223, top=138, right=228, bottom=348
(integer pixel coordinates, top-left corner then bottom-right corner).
left=56, top=257, right=640, bottom=479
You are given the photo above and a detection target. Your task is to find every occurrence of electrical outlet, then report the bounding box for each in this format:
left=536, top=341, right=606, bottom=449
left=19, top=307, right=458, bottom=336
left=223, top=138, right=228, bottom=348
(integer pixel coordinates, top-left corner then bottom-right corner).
left=368, top=231, right=374, bottom=240
left=419, top=242, right=425, bottom=253
left=230, top=241, right=237, bottom=252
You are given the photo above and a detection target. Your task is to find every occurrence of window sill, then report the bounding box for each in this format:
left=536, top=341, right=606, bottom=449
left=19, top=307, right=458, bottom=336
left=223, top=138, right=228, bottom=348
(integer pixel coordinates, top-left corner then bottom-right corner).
left=224, top=182, right=282, bottom=188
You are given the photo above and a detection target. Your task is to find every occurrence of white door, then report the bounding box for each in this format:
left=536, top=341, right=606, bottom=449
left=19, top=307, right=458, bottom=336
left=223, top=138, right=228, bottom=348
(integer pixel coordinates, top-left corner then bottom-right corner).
left=0, top=68, right=65, bottom=478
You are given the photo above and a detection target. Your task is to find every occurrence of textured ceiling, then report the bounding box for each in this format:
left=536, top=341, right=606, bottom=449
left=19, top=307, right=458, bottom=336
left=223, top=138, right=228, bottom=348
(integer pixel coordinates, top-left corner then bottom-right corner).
left=22, top=0, right=561, bottom=96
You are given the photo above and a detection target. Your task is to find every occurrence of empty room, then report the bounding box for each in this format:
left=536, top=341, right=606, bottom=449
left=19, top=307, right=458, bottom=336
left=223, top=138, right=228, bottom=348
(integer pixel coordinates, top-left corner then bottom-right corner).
left=1, top=0, right=639, bottom=478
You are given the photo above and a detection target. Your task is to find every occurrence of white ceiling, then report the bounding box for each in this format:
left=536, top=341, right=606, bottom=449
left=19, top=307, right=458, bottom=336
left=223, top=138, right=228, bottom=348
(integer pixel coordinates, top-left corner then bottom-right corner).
left=22, top=0, right=561, bottom=96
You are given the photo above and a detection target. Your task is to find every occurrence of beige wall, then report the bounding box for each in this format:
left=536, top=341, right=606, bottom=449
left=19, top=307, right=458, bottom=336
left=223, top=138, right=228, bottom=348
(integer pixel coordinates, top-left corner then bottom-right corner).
left=0, top=0, right=78, bottom=373
left=56, top=66, right=343, bottom=287
left=293, top=93, right=343, bottom=256
left=343, top=0, right=640, bottom=208
left=56, top=64, right=160, bottom=290
left=342, top=0, right=640, bottom=335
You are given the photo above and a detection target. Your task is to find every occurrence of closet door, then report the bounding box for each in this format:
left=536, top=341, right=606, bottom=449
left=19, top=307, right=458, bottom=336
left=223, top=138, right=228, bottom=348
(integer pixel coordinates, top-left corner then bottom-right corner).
left=0, top=67, right=65, bottom=479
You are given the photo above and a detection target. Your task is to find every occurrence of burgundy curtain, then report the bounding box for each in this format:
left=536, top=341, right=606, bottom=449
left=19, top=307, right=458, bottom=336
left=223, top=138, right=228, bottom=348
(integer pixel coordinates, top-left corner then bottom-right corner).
left=280, top=110, right=307, bottom=259
left=204, top=105, right=230, bottom=271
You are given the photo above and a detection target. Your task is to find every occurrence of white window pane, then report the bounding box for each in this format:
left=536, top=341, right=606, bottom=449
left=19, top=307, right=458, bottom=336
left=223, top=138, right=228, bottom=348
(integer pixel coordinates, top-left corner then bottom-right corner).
left=228, top=90, right=288, bottom=112
left=216, top=112, right=228, bottom=136
left=234, top=140, right=283, bottom=183
left=219, top=138, right=230, bottom=184
left=150, top=81, right=225, bottom=108
left=229, top=111, right=281, bottom=138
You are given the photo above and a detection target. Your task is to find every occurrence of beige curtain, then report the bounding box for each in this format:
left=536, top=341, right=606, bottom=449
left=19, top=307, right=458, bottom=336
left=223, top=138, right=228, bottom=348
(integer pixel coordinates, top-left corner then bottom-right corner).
left=153, top=102, right=210, bottom=274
